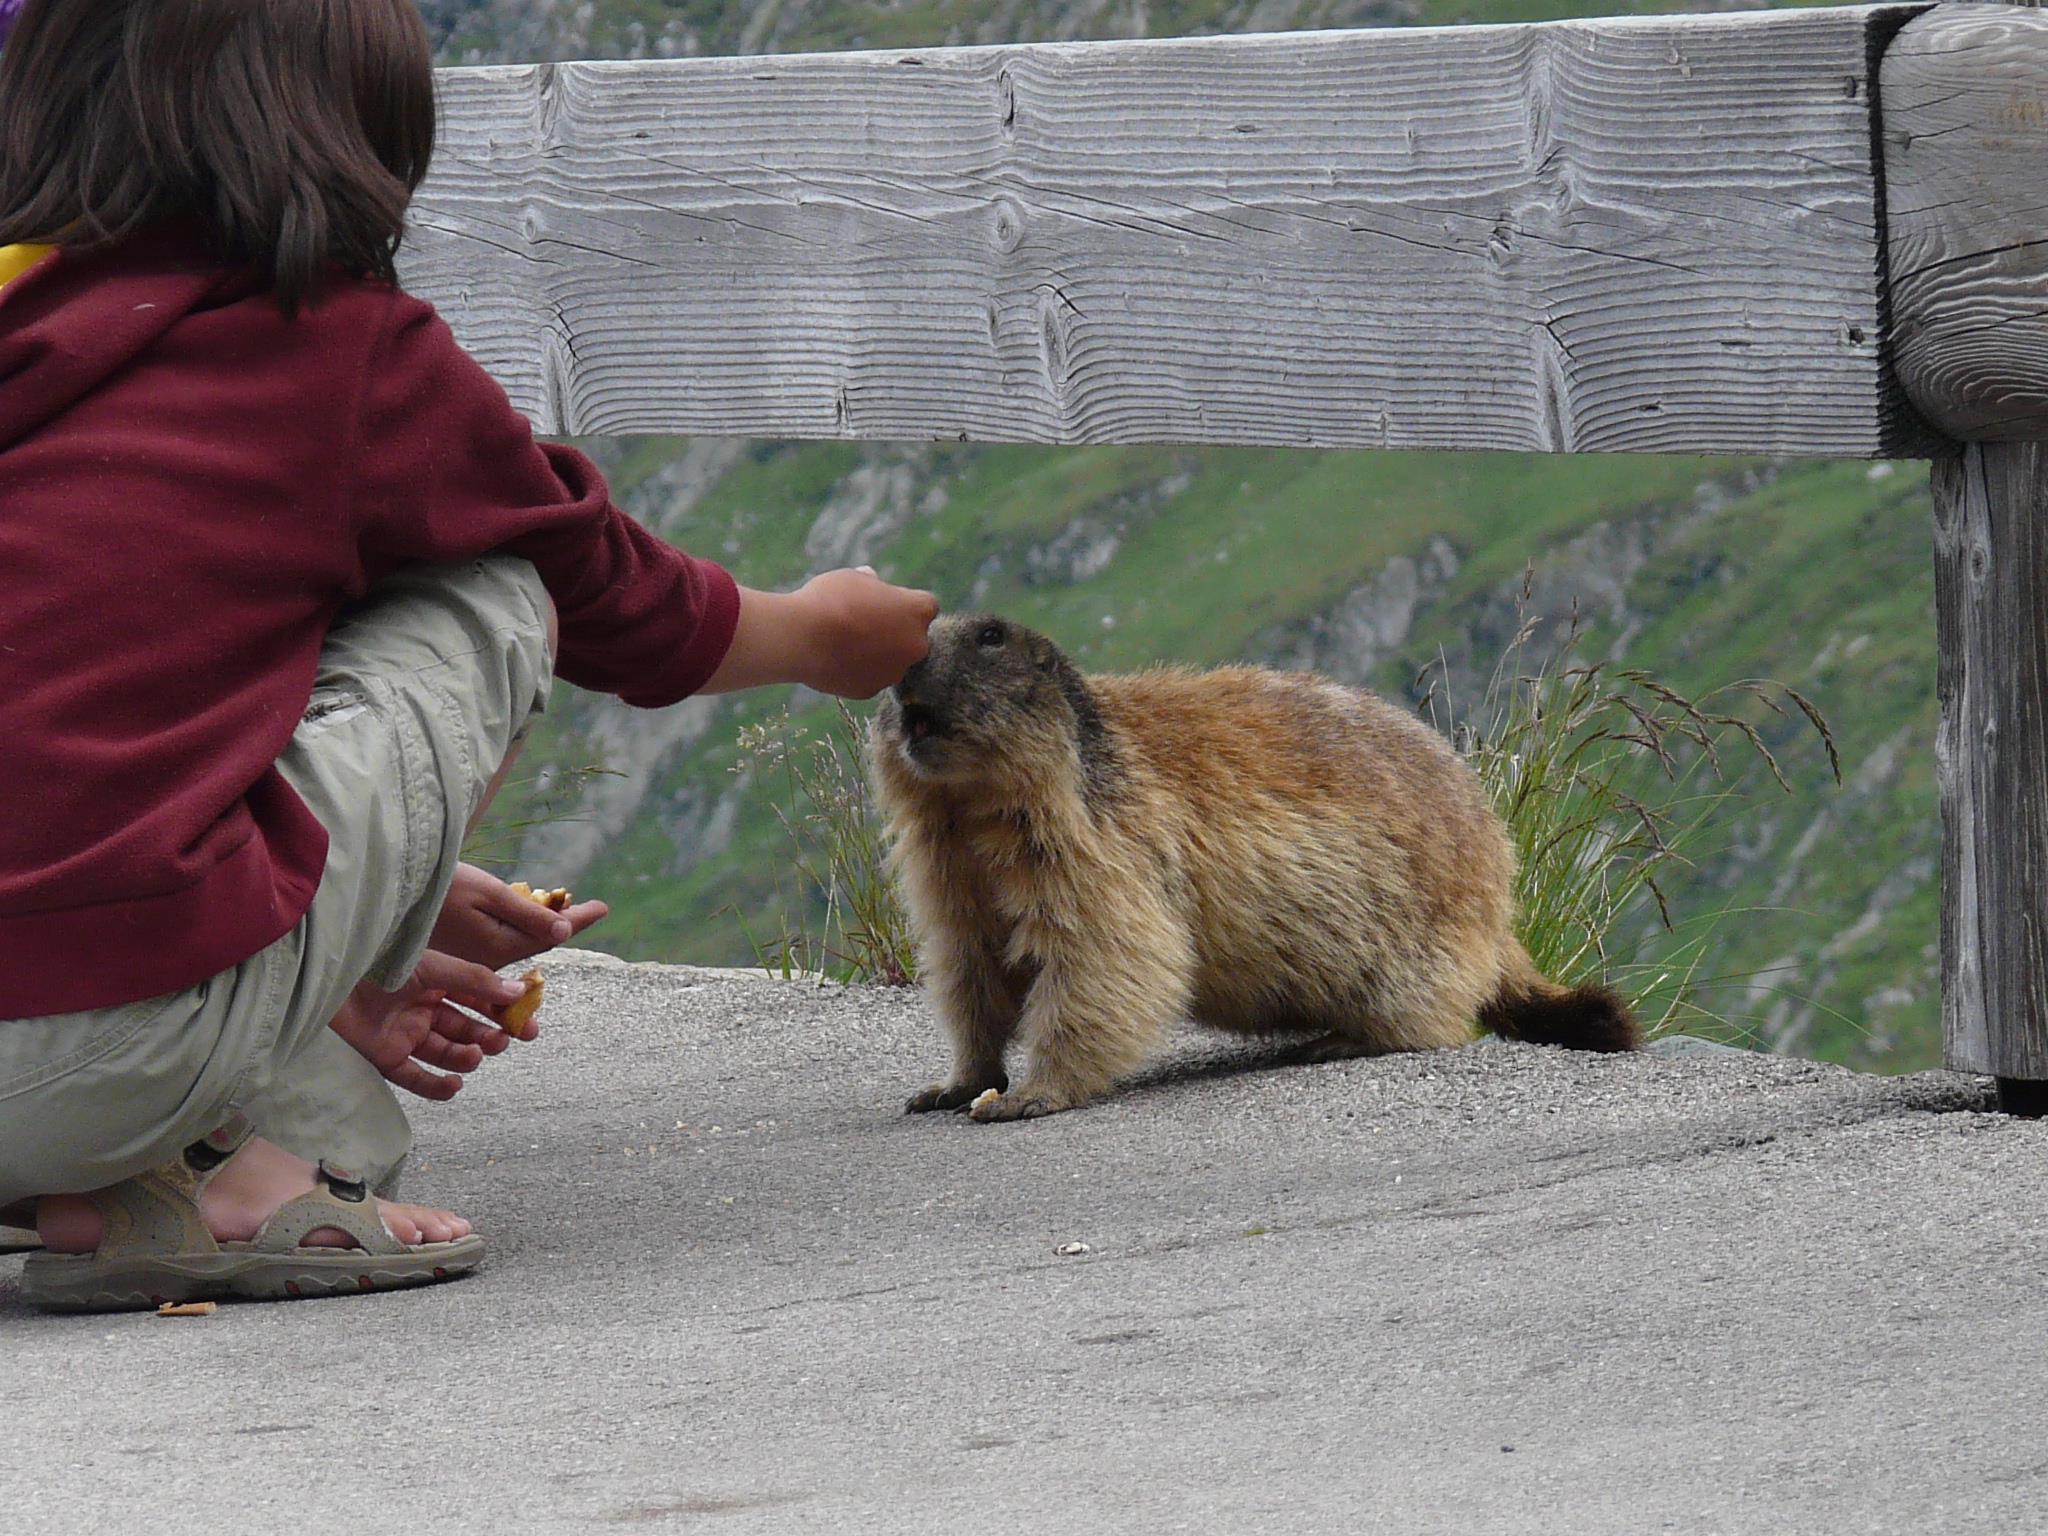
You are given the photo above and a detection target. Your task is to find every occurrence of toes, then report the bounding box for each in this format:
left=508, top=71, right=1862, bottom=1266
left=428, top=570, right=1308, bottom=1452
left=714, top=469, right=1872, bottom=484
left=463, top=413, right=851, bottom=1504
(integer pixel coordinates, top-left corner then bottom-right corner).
left=385, top=1202, right=471, bottom=1245
left=383, top=1208, right=425, bottom=1245
left=428, top=1209, right=473, bottom=1242
left=301, top=1204, right=472, bottom=1248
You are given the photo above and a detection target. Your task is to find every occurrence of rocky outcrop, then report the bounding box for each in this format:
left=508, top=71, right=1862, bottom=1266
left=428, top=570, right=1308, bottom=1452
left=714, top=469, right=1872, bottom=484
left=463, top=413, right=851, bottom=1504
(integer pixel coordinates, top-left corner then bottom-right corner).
left=803, top=450, right=945, bottom=574
left=517, top=696, right=728, bottom=882
left=1253, top=536, right=1460, bottom=686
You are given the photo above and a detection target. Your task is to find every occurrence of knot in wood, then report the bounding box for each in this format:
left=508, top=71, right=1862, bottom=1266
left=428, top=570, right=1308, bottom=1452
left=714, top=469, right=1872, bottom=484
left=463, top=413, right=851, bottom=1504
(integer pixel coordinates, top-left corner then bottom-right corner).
left=991, top=197, right=1027, bottom=255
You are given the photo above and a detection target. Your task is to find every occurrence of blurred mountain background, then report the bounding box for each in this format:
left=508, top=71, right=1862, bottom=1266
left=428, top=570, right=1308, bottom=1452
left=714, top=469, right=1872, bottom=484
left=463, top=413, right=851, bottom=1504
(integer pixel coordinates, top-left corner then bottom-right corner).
left=421, top=0, right=1937, bottom=1072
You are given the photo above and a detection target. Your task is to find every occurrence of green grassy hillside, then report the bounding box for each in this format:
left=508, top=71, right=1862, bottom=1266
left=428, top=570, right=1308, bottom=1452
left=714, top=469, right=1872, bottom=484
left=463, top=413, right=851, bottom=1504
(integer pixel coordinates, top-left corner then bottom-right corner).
left=433, top=0, right=1941, bottom=1074
left=429, top=0, right=1849, bottom=61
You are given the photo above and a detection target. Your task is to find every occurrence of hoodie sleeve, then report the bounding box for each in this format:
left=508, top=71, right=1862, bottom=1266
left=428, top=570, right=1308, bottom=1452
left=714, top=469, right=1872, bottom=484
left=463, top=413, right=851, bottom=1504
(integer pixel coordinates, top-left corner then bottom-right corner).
left=349, top=290, right=739, bottom=708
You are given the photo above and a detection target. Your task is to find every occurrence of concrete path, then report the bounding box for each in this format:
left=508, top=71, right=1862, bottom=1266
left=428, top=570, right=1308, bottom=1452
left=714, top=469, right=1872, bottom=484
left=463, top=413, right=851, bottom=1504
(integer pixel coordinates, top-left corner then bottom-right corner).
left=6, top=951, right=2041, bottom=1534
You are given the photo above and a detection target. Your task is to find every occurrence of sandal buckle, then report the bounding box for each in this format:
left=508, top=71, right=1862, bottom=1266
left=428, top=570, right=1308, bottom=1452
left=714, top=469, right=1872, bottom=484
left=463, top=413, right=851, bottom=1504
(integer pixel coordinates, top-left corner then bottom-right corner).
left=182, top=1112, right=254, bottom=1174
left=317, top=1161, right=368, bottom=1203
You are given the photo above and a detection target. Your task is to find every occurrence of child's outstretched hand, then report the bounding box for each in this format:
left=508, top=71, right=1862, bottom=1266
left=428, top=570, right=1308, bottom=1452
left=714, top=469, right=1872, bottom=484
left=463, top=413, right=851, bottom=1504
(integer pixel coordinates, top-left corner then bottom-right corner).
left=794, top=567, right=942, bottom=698
left=706, top=567, right=939, bottom=699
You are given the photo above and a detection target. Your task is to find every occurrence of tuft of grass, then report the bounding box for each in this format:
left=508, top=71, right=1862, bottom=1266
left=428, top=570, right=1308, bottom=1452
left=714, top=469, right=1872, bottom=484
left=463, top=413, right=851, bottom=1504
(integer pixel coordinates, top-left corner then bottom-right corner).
left=1417, top=566, right=1841, bottom=1041
left=462, top=762, right=625, bottom=865
left=730, top=701, right=917, bottom=986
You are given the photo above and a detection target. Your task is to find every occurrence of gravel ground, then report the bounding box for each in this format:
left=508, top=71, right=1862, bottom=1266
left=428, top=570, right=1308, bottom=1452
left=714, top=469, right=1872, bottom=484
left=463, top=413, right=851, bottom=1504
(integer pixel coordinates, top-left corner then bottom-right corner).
left=6, top=950, right=2040, bottom=1535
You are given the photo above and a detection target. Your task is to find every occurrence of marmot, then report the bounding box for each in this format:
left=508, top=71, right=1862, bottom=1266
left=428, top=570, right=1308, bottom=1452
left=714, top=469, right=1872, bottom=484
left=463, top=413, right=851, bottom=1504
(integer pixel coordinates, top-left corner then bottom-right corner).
left=871, top=614, right=1639, bottom=1122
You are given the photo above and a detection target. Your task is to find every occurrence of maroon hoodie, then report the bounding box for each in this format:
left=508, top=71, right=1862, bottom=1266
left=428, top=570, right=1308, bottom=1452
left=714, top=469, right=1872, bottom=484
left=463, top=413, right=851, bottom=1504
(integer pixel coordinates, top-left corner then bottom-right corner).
left=0, top=226, right=739, bottom=1019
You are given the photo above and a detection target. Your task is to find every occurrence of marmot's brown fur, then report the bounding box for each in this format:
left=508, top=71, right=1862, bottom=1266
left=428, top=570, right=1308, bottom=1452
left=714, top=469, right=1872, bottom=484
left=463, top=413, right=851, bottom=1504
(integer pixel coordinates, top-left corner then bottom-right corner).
left=871, top=614, right=1638, bottom=1122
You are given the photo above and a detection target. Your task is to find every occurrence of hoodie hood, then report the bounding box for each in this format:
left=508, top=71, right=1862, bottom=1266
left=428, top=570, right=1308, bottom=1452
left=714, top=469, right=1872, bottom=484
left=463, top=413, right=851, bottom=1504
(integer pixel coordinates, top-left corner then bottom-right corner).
left=0, top=223, right=254, bottom=451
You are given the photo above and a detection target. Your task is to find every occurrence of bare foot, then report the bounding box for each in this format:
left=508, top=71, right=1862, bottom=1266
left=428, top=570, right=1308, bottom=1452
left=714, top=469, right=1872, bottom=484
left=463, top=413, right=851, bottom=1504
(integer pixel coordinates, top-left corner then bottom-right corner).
left=35, top=1134, right=472, bottom=1255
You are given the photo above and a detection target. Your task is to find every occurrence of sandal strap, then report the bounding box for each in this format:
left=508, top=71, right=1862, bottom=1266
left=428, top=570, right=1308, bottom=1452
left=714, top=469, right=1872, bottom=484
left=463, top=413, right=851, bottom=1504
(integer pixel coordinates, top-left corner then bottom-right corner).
left=86, top=1170, right=216, bottom=1259
left=81, top=1112, right=254, bottom=1260
left=246, top=1164, right=404, bottom=1257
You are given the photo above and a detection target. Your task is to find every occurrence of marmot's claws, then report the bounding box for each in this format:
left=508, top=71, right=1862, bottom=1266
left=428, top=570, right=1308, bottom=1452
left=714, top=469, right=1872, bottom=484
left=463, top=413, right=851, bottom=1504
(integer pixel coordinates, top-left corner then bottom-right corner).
left=968, top=1093, right=1061, bottom=1123
left=905, top=1076, right=1009, bottom=1114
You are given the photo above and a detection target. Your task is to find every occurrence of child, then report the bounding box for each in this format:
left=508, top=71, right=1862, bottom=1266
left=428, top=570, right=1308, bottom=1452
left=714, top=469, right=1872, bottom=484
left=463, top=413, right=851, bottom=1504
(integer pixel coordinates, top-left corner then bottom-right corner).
left=0, top=0, right=938, bottom=1310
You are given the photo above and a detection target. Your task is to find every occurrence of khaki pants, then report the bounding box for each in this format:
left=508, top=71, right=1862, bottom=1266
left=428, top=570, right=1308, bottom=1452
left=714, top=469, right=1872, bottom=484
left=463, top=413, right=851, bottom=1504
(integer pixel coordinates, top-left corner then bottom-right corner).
left=0, top=557, right=553, bottom=1206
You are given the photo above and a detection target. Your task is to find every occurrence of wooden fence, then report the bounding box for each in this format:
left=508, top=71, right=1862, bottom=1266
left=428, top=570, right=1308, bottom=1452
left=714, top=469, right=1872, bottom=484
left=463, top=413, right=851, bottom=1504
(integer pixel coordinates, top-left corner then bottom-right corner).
left=401, top=1, right=2048, bottom=1105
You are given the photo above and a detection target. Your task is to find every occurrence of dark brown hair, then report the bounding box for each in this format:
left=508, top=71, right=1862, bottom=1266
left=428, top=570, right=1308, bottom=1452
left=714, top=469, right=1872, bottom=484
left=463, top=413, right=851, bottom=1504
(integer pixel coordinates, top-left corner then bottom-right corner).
left=0, top=0, right=436, bottom=312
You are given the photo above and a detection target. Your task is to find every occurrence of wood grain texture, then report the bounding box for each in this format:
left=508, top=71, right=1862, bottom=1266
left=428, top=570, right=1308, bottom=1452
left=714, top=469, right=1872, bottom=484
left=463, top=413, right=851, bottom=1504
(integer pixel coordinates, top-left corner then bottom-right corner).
left=1934, top=442, right=2048, bottom=1077
left=402, top=7, right=1914, bottom=454
left=1883, top=4, right=2048, bottom=440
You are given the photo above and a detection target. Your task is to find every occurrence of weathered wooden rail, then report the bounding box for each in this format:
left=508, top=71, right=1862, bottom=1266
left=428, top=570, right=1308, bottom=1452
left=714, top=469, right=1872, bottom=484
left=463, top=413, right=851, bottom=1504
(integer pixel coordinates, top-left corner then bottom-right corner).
left=402, top=2, right=2048, bottom=1105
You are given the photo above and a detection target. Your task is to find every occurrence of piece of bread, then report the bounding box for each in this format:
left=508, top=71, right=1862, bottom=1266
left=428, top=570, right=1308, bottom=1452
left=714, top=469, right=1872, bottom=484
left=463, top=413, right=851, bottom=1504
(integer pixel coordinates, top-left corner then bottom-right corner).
left=507, top=880, right=573, bottom=912
left=499, top=968, right=545, bottom=1040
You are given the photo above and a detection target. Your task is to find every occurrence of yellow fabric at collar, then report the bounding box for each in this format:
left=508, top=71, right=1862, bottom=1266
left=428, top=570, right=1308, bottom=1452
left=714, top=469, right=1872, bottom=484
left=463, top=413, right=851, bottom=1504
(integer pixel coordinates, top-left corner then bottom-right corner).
left=0, top=242, right=54, bottom=289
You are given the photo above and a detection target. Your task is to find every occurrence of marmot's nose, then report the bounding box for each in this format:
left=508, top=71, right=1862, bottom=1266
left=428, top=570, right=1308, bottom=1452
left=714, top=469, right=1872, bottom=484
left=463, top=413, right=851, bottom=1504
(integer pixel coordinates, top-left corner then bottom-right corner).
left=894, top=656, right=931, bottom=704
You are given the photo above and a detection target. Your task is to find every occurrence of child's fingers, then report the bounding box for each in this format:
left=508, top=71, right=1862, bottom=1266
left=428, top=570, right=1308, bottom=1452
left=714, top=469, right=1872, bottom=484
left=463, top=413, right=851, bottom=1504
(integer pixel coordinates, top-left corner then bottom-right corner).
left=384, top=1057, right=464, bottom=1101
left=414, top=1031, right=485, bottom=1074
left=485, top=883, right=571, bottom=944
left=414, top=950, right=526, bottom=1010
left=432, top=1001, right=514, bottom=1056
left=560, top=899, right=609, bottom=938
left=413, top=1031, right=485, bottom=1074
left=425, top=999, right=512, bottom=1056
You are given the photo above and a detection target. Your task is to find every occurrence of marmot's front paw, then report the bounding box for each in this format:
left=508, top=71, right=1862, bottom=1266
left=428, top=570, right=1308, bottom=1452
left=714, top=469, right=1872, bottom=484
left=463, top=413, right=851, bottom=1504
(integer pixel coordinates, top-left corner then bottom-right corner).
left=905, top=1077, right=1005, bottom=1114
left=966, top=1088, right=1074, bottom=1123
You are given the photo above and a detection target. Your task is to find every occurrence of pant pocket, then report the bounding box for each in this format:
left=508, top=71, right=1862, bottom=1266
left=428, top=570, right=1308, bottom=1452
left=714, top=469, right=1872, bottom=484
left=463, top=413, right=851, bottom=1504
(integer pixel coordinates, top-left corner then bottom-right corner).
left=0, top=990, right=229, bottom=1204
left=0, top=991, right=184, bottom=1102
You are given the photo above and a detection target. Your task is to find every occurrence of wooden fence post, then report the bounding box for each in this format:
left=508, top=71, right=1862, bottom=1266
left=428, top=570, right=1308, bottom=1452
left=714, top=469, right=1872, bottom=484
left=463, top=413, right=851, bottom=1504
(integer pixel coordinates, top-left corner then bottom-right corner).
left=1931, top=446, right=2048, bottom=1108
left=1884, top=2, right=2048, bottom=1109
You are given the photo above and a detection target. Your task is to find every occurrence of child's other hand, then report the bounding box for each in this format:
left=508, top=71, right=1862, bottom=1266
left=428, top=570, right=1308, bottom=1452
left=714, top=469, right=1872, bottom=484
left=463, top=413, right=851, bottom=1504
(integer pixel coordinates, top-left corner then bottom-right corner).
left=430, top=862, right=608, bottom=971
left=330, top=966, right=516, bottom=1100
left=794, top=567, right=940, bottom=698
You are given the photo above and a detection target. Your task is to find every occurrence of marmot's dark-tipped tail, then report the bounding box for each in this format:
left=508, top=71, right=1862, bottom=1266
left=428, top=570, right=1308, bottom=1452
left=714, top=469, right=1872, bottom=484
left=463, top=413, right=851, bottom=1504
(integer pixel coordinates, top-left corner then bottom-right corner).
left=1481, top=948, right=1641, bottom=1052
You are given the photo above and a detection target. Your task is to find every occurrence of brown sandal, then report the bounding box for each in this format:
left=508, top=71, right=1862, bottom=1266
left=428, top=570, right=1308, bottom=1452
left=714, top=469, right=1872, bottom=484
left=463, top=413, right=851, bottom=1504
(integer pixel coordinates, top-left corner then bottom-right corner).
left=20, top=1114, right=483, bottom=1312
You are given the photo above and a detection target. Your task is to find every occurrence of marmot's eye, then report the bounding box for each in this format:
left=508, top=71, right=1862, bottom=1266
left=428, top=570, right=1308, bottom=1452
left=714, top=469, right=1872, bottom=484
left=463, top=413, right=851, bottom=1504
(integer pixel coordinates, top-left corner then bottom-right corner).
left=976, top=622, right=1006, bottom=649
